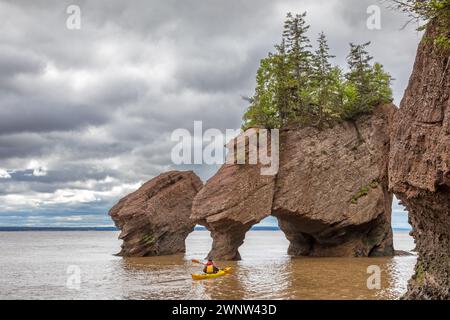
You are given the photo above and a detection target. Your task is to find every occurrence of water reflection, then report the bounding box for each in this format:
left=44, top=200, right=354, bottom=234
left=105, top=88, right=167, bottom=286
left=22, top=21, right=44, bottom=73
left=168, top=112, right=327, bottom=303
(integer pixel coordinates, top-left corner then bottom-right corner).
left=113, top=231, right=416, bottom=300
left=0, top=231, right=416, bottom=300
left=114, top=254, right=416, bottom=300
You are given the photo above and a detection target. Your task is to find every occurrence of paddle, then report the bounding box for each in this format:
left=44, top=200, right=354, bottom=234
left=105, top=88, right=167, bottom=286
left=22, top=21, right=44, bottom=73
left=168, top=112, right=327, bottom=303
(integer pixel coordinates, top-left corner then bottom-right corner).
left=191, top=259, right=204, bottom=265
left=154, top=278, right=189, bottom=284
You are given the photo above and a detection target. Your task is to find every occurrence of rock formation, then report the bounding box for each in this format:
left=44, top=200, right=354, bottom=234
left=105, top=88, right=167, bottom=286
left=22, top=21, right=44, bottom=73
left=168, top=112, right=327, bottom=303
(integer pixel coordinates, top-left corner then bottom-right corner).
left=389, top=20, right=450, bottom=299
left=273, top=103, right=396, bottom=257
left=109, top=171, right=203, bottom=257
left=191, top=129, right=275, bottom=260
left=192, top=106, right=395, bottom=260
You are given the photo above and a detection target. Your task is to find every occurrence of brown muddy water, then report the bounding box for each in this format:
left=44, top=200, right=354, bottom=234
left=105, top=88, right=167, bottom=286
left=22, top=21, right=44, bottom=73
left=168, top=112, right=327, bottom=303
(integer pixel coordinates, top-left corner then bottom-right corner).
left=0, top=230, right=416, bottom=300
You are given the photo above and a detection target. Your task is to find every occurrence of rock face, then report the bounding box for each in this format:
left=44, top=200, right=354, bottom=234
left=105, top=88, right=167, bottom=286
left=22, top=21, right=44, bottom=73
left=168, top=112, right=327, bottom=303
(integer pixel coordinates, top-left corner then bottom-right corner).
left=192, top=106, right=395, bottom=260
left=273, top=104, right=396, bottom=257
left=389, top=20, right=450, bottom=299
left=191, top=129, right=276, bottom=260
left=109, top=171, right=203, bottom=257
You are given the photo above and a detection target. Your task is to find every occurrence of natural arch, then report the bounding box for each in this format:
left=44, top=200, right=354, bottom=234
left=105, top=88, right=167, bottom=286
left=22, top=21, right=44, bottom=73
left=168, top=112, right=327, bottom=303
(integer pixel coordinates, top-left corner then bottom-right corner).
left=191, top=105, right=396, bottom=260
left=184, top=226, right=213, bottom=259
left=270, top=105, right=395, bottom=257
left=237, top=217, right=289, bottom=260
left=190, top=129, right=276, bottom=261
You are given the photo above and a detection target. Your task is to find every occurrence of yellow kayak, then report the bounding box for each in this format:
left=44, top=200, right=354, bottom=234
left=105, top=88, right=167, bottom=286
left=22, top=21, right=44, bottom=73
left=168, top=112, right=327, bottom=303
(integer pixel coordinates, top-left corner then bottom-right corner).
left=191, top=267, right=232, bottom=280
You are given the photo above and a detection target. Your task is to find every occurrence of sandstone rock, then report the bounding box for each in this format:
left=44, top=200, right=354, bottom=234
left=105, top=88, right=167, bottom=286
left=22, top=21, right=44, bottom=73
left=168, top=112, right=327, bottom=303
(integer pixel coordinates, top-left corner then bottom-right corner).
left=272, top=104, right=396, bottom=257
left=109, top=171, right=203, bottom=257
left=389, top=20, right=450, bottom=300
left=191, top=129, right=276, bottom=260
left=193, top=108, right=396, bottom=260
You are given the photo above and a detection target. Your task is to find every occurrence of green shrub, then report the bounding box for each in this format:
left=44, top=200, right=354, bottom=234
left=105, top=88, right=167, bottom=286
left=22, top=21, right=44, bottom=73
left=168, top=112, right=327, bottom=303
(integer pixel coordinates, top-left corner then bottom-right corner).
left=391, top=0, right=450, bottom=50
left=351, top=186, right=370, bottom=204
left=141, top=232, right=155, bottom=246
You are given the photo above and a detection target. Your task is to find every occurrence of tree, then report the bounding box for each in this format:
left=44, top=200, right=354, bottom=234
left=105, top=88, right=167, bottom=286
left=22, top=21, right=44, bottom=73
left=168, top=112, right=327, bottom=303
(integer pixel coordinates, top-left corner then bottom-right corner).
left=371, top=62, right=394, bottom=105
left=389, top=0, right=450, bottom=50
left=346, top=43, right=373, bottom=93
left=282, top=12, right=313, bottom=122
left=311, top=32, right=337, bottom=124
left=242, top=56, right=280, bottom=130
left=341, top=42, right=393, bottom=119
left=242, top=13, right=394, bottom=129
left=273, top=40, right=292, bottom=123
left=345, top=42, right=376, bottom=116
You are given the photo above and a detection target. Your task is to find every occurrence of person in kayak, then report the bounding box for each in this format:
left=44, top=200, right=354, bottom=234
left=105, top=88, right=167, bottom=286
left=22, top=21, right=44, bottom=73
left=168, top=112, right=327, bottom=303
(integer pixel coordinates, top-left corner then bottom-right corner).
left=203, top=259, right=219, bottom=274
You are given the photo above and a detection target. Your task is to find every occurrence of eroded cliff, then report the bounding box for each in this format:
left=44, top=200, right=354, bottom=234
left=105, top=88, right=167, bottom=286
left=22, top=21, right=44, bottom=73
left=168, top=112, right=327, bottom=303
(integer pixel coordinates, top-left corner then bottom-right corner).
left=191, top=129, right=275, bottom=260
left=389, top=19, right=450, bottom=299
left=192, top=105, right=395, bottom=260
left=109, top=171, right=203, bottom=257
left=273, top=103, right=396, bottom=257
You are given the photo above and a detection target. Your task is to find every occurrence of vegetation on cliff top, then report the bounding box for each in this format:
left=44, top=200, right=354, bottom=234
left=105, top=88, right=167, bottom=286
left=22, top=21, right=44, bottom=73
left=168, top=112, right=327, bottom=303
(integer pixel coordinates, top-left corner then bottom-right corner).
left=242, top=12, right=393, bottom=130
left=391, top=0, right=450, bottom=50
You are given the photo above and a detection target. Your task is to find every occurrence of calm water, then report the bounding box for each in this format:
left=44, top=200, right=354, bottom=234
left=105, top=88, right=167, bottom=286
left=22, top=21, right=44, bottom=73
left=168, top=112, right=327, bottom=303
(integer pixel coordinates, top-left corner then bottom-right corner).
left=0, top=230, right=416, bottom=300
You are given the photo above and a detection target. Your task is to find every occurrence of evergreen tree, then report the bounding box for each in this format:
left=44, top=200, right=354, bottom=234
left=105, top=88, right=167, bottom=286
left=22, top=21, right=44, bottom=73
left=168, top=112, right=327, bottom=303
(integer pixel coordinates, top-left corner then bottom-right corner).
left=345, top=42, right=375, bottom=117
left=342, top=42, right=393, bottom=119
left=273, top=39, right=291, bottom=123
left=282, top=12, right=313, bottom=121
left=242, top=13, right=394, bottom=129
left=346, top=42, right=373, bottom=95
left=311, top=32, right=336, bottom=124
left=242, top=56, right=280, bottom=130
left=371, top=62, right=393, bottom=104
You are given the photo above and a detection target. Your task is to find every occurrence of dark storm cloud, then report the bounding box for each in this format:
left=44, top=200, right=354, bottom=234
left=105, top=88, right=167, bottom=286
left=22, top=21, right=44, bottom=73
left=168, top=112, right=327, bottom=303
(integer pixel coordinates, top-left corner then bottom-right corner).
left=0, top=47, right=45, bottom=79
left=0, top=133, right=47, bottom=159
left=0, top=99, right=109, bottom=134
left=0, top=0, right=417, bottom=225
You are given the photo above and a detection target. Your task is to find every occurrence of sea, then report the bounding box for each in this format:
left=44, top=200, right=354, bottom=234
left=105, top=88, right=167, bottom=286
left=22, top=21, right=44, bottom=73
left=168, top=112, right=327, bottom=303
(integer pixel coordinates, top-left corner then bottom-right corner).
left=0, top=230, right=416, bottom=300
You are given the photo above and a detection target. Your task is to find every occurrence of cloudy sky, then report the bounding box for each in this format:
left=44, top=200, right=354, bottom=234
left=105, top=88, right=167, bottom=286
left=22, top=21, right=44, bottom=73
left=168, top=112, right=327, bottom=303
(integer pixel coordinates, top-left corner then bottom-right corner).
left=0, top=0, right=419, bottom=227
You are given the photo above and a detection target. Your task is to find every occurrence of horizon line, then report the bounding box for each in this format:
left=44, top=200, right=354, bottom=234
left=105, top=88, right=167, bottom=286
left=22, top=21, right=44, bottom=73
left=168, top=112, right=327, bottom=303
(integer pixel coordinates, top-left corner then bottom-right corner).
left=0, top=226, right=412, bottom=232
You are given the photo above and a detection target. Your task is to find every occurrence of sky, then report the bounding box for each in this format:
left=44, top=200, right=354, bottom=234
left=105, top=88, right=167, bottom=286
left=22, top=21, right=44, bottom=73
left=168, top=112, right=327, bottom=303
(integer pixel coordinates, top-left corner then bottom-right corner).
left=0, top=0, right=419, bottom=228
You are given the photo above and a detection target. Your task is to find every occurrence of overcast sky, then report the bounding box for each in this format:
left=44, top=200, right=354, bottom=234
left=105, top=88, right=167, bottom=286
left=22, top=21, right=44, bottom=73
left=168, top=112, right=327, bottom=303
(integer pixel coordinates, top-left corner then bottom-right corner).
left=0, top=0, right=420, bottom=227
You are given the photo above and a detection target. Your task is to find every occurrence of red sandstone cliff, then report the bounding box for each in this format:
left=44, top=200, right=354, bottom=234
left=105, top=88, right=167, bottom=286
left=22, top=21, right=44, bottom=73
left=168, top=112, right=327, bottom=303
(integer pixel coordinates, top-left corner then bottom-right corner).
left=389, top=19, right=450, bottom=299
left=109, top=171, right=203, bottom=257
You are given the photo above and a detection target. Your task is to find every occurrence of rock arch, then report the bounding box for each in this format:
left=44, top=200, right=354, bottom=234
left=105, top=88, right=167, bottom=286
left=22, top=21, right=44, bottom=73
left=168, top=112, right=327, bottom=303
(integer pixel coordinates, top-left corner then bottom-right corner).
left=191, top=108, right=396, bottom=259
left=191, top=153, right=275, bottom=260
left=272, top=104, right=395, bottom=257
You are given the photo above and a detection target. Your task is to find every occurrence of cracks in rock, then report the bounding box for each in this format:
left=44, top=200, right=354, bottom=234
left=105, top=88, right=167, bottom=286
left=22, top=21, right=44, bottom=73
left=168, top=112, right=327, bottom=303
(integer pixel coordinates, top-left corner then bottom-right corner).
left=201, top=179, right=274, bottom=219
left=439, top=55, right=450, bottom=87
left=350, top=120, right=365, bottom=148
left=145, top=174, right=184, bottom=201
left=415, top=119, right=444, bottom=125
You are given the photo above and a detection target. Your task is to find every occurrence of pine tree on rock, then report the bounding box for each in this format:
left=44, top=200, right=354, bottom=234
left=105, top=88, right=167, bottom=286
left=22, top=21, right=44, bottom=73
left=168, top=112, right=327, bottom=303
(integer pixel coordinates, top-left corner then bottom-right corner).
left=311, top=32, right=336, bottom=124
left=282, top=12, right=313, bottom=122
left=242, top=12, right=394, bottom=130
left=273, top=39, right=291, bottom=124
left=344, top=42, right=375, bottom=118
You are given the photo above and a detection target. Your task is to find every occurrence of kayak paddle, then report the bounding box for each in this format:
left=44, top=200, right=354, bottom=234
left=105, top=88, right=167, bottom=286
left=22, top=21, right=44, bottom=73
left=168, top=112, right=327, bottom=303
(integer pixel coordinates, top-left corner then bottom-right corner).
left=191, top=259, right=203, bottom=265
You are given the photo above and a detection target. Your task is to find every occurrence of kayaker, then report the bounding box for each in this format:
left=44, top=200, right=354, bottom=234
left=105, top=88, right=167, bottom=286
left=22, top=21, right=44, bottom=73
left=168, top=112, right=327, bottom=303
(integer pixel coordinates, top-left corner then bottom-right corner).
left=203, top=259, right=219, bottom=274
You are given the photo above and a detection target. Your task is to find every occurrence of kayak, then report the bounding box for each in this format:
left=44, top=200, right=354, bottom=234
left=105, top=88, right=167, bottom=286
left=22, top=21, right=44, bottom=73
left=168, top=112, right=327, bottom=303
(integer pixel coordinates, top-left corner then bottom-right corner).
left=191, top=267, right=232, bottom=280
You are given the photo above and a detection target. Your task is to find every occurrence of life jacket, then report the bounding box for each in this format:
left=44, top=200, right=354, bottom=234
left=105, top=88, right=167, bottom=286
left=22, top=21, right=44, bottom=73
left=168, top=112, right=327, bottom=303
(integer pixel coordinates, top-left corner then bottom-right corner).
left=204, top=261, right=217, bottom=274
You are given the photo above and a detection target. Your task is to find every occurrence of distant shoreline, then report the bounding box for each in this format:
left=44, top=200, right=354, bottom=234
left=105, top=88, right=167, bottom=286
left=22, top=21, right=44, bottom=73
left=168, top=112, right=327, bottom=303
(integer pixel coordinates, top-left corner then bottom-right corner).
left=0, top=226, right=412, bottom=232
